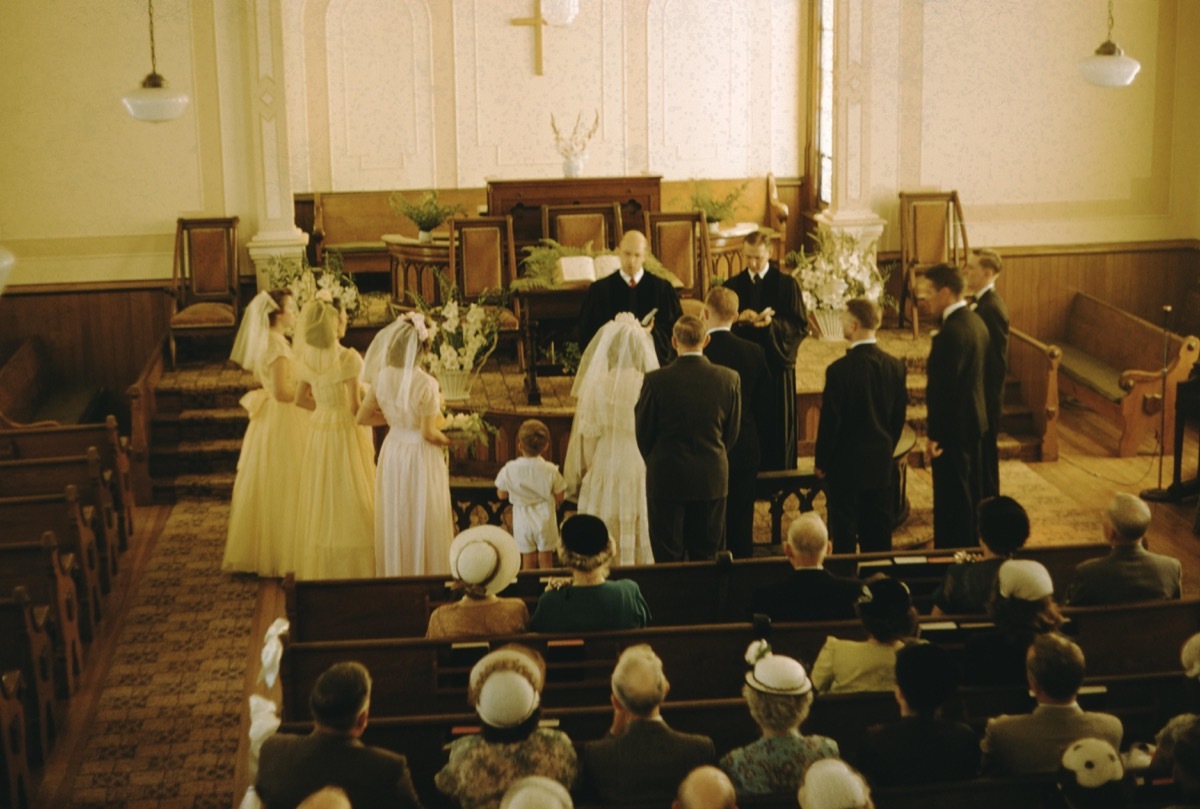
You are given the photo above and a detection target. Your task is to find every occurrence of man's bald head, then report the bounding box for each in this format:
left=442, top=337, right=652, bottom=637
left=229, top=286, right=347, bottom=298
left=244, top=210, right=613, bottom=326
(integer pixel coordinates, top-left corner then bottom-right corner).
left=619, top=230, right=648, bottom=276
left=674, top=767, right=737, bottom=809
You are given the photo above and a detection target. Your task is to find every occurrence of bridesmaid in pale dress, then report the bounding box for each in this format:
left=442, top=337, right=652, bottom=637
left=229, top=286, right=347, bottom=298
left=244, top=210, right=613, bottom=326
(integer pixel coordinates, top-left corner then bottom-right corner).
left=222, top=289, right=309, bottom=576
left=358, top=311, right=455, bottom=576
left=291, top=297, right=377, bottom=580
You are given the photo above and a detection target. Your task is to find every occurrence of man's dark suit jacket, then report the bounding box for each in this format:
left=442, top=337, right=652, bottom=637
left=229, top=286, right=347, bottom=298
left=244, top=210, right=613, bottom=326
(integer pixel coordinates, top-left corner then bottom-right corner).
left=749, top=567, right=867, bottom=622
left=635, top=355, right=740, bottom=501
left=578, top=270, right=683, bottom=365
left=256, top=730, right=422, bottom=809
left=855, top=716, right=981, bottom=787
left=815, top=342, right=908, bottom=490
left=703, top=329, right=768, bottom=474
left=1067, top=543, right=1183, bottom=605
left=973, top=287, right=1010, bottom=436
left=582, top=719, right=716, bottom=804
left=926, top=305, right=989, bottom=448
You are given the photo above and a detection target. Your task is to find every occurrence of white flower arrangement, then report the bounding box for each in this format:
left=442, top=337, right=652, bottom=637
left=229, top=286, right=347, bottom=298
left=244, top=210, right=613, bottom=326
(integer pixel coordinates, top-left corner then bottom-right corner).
left=409, top=274, right=506, bottom=377
left=443, top=410, right=495, bottom=448
left=551, top=111, right=600, bottom=160
left=267, top=252, right=361, bottom=320
left=786, top=230, right=890, bottom=312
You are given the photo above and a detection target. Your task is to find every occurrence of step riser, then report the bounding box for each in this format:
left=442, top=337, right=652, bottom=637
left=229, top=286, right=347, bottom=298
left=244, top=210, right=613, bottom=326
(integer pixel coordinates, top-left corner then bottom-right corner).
left=151, top=452, right=241, bottom=477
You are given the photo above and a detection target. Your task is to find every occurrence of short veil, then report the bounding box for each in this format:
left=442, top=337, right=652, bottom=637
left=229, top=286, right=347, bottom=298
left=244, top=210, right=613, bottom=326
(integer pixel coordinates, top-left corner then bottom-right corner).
left=563, top=312, right=659, bottom=496
left=293, top=299, right=341, bottom=378
left=361, top=311, right=430, bottom=402
left=229, top=291, right=279, bottom=374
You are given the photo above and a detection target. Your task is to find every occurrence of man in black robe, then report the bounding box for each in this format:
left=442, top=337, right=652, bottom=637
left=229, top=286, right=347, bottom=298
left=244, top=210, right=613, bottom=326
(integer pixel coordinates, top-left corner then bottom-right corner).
left=724, top=230, right=808, bottom=470
left=578, top=230, right=682, bottom=364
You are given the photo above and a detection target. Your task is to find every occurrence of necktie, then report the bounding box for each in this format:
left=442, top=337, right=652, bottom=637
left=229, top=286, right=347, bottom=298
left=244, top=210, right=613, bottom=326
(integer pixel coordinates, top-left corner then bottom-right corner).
left=628, top=275, right=637, bottom=289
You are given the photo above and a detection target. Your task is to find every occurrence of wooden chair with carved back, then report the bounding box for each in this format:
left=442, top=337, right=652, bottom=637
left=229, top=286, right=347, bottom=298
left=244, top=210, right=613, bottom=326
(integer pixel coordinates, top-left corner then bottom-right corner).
left=644, top=211, right=711, bottom=318
left=898, top=191, right=967, bottom=338
left=446, top=216, right=522, bottom=364
left=541, top=203, right=623, bottom=252
left=168, top=216, right=240, bottom=366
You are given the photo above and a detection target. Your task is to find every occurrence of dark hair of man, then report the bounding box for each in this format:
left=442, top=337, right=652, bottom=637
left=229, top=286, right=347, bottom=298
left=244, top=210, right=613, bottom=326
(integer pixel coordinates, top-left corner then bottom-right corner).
left=1026, top=633, right=1086, bottom=701
left=972, top=249, right=1003, bottom=275
left=673, top=315, right=706, bottom=349
left=977, top=496, right=1031, bottom=556
left=705, top=286, right=740, bottom=321
left=845, top=297, right=882, bottom=331
left=925, top=263, right=964, bottom=296
left=895, top=643, right=959, bottom=715
left=310, top=661, right=371, bottom=731
left=743, top=230, right=773, bottom=250
left=266, top=288, right=293, bottom=327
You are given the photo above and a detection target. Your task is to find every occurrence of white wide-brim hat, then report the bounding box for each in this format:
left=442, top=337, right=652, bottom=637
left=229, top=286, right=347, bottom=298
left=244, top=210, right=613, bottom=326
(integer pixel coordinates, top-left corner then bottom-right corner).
left=450, top=525, right=521, bottom=597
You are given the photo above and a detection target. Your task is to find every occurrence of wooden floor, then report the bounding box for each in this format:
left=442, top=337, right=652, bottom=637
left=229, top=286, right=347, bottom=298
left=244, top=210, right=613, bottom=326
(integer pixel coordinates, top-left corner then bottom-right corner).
left=32, top=399, right=1200, bottom=807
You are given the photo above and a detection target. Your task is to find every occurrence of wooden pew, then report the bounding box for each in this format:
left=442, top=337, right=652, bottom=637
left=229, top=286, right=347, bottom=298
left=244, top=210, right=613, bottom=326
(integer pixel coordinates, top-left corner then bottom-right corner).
left=0, top=488, right=102, bottom=642
left=0, top=670, right=32, bottom=809
left=0, top=338, right=104, bottom=428
left=284, top=543, right=1110, bottom=641
left=0, top=588, right=58, bottom=769
left=1052, top=292, right=1199, bottom=457
left=0, top=534, right=82, bottom=697
left=0, top=449, right=121, bottom=590
left=278, top=600, right=1200, bottom=722
left=0, top=414, right=135, bottom=548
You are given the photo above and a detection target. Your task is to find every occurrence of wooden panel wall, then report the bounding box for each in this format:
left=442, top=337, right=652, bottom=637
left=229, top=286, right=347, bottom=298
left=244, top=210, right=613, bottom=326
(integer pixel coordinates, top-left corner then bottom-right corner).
left=996, top=243, right=1200, bottom=343
left=0, top=283, right=173, bottom=406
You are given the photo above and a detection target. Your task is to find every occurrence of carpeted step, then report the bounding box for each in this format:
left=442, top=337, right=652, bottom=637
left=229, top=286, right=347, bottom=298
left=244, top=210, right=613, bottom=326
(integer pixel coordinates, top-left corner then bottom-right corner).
left=153, top=472, right=235, bottom=502
left=155, top=366, right=258, bottom=413
left=150, top=439, right=243, bottom=477
left=152, top=407, right=250, bottom=443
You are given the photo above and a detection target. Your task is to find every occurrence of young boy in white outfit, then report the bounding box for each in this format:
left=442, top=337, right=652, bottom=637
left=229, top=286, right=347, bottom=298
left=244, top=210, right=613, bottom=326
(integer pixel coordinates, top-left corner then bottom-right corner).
left=495, top=419, right=567, bottom=569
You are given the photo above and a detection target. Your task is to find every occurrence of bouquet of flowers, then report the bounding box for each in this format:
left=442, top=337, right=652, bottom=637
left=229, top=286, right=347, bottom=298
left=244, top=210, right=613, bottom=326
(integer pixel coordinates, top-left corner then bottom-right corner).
left=442, top=410, right=495, bottom=448
left=785, top=230, right=890, bottom=311
left=409, top=273, right=506, bottom=376
left=551, top=111, right=600, bottom=159
left=266, top=251, right=361, bottom=320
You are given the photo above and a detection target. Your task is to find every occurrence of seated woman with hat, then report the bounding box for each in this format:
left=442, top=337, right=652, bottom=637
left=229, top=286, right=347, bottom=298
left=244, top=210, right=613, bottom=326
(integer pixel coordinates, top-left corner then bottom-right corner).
left=811, top=576, right=919, bottom=694
left=435, top=645, right=577, bottom=809
left=427, top=525, right=529, bottom=640
left=720, top=641, right=839, bottom=795
left=529, top=513, right=650, bottom=633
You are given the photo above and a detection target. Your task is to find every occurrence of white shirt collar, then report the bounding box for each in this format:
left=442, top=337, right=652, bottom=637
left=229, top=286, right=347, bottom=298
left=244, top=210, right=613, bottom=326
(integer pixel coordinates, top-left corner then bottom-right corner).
left=621, top=268, right=645, bottom=286
left=679, top=350, right=705, bottom=357
left=706, top=325, right=732, bottom=334
left=750, top=266, right=770, bottom=282
left=942, top=299, right=968, bottom=322
left=848, top=338, right=876, bottom=349
left=974, top=283, right=995, bottom=299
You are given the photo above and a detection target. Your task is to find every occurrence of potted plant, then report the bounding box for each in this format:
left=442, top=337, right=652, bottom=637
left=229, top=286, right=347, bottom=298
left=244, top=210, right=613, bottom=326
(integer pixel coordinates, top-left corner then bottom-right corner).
left=389, top=190, right=466, bottom=243
left=690, top=181, right=748, bottom=233
left=785, top=229, right=891, bottom=341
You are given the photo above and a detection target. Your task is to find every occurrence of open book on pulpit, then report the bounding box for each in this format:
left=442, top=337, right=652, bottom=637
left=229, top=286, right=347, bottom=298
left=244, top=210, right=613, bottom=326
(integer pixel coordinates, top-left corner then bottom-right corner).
left=556, top=254, right=622, bottom=284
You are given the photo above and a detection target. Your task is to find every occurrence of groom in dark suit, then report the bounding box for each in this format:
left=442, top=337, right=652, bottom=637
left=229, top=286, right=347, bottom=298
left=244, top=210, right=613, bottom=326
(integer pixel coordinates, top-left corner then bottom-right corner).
left=964, top=249, right=1009, bottom=499
left=814, top=297, right=908, bottom=553
left=924, top=263, right=990, bottom=549
left=703, top=285, right=769, bottom=558
left=635, top=315, right=741, bottom=561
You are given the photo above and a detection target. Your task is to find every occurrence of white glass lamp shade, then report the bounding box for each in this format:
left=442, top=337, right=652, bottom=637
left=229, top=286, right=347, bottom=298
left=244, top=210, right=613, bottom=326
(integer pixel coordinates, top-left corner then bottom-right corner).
left=1079, top=41, right=1141, bottom=87
left=0, top=246, right=14, bottom=296
left=542, top=0, right=579, bottom=27
left=122, top=73, right=190, bottom=122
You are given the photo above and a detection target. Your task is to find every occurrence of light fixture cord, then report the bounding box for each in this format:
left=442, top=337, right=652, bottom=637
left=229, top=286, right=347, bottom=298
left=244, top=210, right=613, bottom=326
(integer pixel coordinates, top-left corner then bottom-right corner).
left=1106, top=0, right=1115, bottom=39
left=147, top=0, right=159, bottom=74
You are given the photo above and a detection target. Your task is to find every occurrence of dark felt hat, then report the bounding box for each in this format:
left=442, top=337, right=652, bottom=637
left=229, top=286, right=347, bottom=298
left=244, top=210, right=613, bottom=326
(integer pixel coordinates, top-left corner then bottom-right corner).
left=561, top=513, right=610, bottom=557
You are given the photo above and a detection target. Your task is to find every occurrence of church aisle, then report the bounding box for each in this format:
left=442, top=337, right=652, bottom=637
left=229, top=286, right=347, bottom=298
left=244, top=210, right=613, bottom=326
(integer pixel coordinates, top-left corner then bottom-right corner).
left=37, top=500, right=256, bottom=809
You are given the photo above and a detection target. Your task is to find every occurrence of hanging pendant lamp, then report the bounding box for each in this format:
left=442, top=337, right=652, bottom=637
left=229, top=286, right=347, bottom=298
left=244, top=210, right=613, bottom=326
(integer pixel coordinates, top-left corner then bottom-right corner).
left=1079, top=0, right=1141, bottom=88
left=122, top=0, right=190, bottom=122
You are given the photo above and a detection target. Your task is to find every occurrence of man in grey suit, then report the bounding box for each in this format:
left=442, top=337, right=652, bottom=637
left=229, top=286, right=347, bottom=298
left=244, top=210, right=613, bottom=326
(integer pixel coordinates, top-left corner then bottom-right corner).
left=1067, top=492, right=1182, bottom=605
left=636, top=315, right=741, bottom=561
left=582, top=645, right=716, bottom=804
left=256, top=662, right=423, bottom=809
left=982, top=634, right=1123, bottom=775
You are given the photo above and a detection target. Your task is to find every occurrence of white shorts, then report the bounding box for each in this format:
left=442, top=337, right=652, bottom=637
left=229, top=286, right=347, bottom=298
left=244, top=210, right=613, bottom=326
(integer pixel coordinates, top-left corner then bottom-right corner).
left=512, top=502, right=560, bottom=553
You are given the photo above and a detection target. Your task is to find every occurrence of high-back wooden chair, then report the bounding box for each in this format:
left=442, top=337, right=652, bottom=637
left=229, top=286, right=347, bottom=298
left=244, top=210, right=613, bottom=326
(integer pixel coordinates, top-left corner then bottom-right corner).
left=446, top=216, right=522, bottom=362
left=168, top=217, right=240, bottom=366
left=644, top=211, right=710, bottom=317
left=541, top=203, right=623, bottom=251
left=899, top=191, right=968, bottom=337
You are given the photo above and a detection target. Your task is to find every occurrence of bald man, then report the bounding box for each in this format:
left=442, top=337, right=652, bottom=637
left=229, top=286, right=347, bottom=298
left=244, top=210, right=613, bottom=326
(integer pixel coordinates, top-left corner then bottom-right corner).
left=578, top=230, right=683, bottom=364
left=1066, top=492, right=1181, bottom=605
left=674, top=767, right=737, bottom=809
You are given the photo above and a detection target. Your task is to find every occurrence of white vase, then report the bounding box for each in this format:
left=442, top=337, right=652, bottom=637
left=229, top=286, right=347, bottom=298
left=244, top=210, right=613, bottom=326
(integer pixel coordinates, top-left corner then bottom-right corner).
left=813, top=308, right=845, bottom=341
left=417, top=229, right=433, bottom=243
left=437, top=368, right=472, bottom=401
left=707, top=220, right=722, bottom=235
left=563, top=154, right=585, bottom=178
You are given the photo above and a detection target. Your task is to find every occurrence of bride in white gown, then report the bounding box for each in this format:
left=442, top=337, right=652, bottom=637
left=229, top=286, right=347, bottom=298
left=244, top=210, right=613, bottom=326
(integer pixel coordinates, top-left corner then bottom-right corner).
left=563, top=312, right=659, bottom=565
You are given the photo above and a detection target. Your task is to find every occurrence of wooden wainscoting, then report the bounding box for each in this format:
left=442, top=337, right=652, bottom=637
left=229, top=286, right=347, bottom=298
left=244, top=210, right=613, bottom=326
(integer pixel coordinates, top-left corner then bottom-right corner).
left=0, top=282, right=174, bottom=417
left=996, top=240, right=1200, bottom=340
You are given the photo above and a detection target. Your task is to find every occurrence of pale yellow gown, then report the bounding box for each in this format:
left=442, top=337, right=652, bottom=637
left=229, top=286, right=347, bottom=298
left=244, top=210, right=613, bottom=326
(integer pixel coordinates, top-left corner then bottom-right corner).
left=292, top=347, right=377, bottom=580
left=222, top=332, right=310, bottom=576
